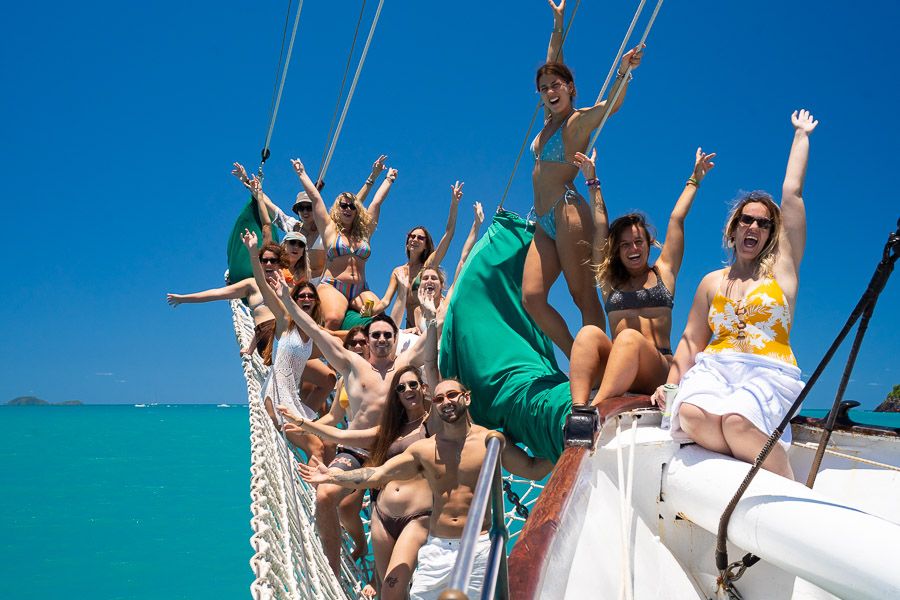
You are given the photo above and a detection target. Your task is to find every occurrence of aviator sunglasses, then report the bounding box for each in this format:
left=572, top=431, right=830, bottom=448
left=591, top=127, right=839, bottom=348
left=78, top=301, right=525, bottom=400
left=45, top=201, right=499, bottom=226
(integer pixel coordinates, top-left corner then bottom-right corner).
left=395, top=380, right=421, bottom=393
left=738, top=214, right=774, bottom=230
left=432, top=389, right=466, bottom=404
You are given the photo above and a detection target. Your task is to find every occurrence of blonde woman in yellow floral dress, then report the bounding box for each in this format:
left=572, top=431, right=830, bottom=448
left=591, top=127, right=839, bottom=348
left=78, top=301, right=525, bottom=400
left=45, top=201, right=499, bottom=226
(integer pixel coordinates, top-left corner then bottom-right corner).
left=652, top=110, right=818, bottom=479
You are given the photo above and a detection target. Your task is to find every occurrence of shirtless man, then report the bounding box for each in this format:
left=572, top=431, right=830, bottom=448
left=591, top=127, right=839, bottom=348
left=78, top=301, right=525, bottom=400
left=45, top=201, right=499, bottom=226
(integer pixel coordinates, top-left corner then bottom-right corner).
left=273, top=273, right=438, bottom=575
left=299, top=379, right=553, bottom=599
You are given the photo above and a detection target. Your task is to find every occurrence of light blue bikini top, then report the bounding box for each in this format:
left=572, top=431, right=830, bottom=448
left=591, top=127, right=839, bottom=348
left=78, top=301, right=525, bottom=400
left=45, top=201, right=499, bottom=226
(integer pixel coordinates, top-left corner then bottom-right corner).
left=531, top=118, right=571, bottom=164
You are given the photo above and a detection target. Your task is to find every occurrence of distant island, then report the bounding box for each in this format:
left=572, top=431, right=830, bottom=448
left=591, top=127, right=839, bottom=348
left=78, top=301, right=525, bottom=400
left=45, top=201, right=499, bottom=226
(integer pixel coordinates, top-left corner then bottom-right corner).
left=6, top=396, right=83, bottom=406
left=875, top=385, right=900, bottom=413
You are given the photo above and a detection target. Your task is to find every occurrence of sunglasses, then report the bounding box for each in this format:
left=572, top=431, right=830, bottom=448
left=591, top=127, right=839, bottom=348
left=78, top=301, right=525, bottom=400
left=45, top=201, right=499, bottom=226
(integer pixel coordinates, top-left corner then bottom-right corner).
left=295, top=293, right=316, bottom=300
left=369, top=331, right=393, bottom=340
left=408, top=233, right=427, bottom=241
left=395, top=380, right=421, bottom=393
left=285, top=240, right=306, bottom=248
left=338, top=201, right=357, bottom=211
left=260, top=257, right=280, bottom=264
left=297, top=204, right=313, bottom=212
left=738, top=214, right=774, bottom=230
left=348, top=337, right=367, bottom=347
left=432, top=389, right=465, bottom=404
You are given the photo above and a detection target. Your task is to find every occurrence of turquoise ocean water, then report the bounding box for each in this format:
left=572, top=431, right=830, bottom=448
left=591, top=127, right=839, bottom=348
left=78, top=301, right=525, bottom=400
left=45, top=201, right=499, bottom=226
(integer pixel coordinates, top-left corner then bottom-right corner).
left=2, top=404, right=897, bottom=600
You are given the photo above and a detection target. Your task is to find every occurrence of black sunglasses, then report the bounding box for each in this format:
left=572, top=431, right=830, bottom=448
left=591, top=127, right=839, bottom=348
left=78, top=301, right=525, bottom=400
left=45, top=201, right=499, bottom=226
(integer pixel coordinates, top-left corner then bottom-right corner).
left=295, top=292, right=316, bottom=300
left=339, top=201, right=357, bottom=211
left=408, top=233, right=427, bottom=241
left=369, top=331, right=393, bottom=340
left=285, top=239, right=306, bottom=248
left=260, top=257, right=280, bottom=264
left=395, top=380, right=421, bottom=393
left=738, top=214, right=774, bottom=230
left=297, top=204, right=313, bottom=212
left=432, top=389, right=465, bottom=404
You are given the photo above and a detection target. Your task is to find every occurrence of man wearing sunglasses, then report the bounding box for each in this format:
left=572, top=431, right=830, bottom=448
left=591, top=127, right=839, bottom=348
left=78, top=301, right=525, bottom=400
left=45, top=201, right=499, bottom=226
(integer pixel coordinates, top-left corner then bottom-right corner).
left=274, top=275, right=440, bottom=577
left=299, top=379, right=553, bottom=599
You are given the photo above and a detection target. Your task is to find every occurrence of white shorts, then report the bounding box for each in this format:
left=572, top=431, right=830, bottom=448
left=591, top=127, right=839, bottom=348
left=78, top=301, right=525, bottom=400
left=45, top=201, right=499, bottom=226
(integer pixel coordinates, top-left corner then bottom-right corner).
left=408, top=533, right=491, bottom=600
left=671, top=352, right=803, bottom=449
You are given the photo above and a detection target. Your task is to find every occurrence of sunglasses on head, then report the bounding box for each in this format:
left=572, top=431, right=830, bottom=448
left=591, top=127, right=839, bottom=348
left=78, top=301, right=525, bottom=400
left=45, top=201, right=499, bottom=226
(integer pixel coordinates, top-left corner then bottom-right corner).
left=339, top=201, right=357, bottom=211
left=432, top=389, right=465, bottom=404
left=260, top=257, right=280, bottom=264
left=395, top=380, right=421, bottom=393
left=295, top=292, right=316, bottom=300
left=738, top=214, right=774, bottom=230
left=369, top=331, right=393, bottom=340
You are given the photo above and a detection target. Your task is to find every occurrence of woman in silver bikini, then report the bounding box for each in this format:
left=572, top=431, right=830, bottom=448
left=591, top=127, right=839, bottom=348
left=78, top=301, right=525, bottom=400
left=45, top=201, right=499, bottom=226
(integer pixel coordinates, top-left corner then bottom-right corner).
left=279, top=365, right=433, bottom=599
left=568, top=146, right=715, bottom=408
left=523, top=0, right=643, bottom=357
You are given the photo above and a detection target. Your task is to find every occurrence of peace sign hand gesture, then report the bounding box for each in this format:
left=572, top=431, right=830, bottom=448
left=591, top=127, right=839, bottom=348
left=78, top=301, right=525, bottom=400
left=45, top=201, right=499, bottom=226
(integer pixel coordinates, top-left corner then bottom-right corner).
left=450, top=181, right=464, bottom=204
left=692, top=147, right=716, bottom=183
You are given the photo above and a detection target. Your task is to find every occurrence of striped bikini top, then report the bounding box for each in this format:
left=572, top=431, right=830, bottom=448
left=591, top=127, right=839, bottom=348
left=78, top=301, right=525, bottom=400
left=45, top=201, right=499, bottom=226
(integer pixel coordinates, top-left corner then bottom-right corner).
left=326, top=234, right=371, bottom=261
left=706, top=276, right=796, bottom=366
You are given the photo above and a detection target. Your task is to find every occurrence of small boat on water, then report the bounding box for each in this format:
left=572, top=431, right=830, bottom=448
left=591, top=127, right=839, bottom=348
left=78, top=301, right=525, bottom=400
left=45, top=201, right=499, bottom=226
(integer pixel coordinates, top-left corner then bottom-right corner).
left=508, top=405, right=900, bottom=599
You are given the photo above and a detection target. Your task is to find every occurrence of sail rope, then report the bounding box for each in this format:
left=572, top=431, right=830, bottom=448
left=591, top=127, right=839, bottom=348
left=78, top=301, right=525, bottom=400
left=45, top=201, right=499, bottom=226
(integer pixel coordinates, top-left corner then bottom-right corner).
left=317, top=0, right=386, bottom=185
left=317, top=0, right=369, bottom=184
left=260, top=0, right=307, bottom=169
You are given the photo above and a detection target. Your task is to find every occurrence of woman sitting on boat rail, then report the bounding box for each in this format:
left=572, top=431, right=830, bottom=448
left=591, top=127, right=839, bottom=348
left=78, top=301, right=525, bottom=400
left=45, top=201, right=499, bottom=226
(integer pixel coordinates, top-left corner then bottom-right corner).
left=523, top=0, right=643, bottom=357
left=653, top=110, right=818, bottom=479
left=570, top=146, right=715, bottom=407
left=292, top=156, right=395, bottom=329
left=280, top=365, right=434, bottom=599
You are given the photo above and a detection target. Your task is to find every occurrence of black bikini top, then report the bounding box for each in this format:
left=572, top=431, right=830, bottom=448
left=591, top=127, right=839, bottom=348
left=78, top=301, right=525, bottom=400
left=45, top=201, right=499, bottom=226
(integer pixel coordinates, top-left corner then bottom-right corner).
left=604, top=266, right=674, bottom=314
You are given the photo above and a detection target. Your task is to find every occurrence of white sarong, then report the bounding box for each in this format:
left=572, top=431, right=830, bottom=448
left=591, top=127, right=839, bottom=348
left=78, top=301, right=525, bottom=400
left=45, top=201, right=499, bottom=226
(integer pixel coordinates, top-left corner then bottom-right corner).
left=670, top=351, right=803, bottom=449
left=408, top=533, right=491, bottom=600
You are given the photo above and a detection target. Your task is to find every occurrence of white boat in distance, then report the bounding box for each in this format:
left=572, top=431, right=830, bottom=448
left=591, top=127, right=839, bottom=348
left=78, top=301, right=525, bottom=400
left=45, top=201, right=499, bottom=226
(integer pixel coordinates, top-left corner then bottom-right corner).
left=508, top=400, right=900, bottom=600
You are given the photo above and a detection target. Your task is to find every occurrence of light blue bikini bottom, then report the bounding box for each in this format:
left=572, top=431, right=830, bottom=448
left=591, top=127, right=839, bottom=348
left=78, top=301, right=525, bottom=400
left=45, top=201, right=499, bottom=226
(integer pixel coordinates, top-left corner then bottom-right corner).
left=531, top=185, right=586, bottom=240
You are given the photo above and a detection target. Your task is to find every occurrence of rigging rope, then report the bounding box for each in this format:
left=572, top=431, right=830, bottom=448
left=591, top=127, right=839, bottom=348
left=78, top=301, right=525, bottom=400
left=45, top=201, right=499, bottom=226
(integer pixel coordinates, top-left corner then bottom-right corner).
left=586, top=0, right=664, bottom=154
left=260, top=0, right=307, bottom=169
left=317, top=0, right=386, bottom=185
left=317, top=0, right=369, bottom=184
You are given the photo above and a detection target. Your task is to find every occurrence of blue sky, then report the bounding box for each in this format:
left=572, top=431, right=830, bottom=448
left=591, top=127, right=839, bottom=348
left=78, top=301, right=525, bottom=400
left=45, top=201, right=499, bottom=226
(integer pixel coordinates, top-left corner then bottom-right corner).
left=1, top=1, right=897, bottom=407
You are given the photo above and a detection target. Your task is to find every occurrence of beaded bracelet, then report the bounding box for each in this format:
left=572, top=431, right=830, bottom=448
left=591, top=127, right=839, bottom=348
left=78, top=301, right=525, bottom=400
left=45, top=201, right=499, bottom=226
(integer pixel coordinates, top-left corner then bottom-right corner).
left=585, top=178, right=601, bottom=189
left=365, top=178, right=375, bottom=186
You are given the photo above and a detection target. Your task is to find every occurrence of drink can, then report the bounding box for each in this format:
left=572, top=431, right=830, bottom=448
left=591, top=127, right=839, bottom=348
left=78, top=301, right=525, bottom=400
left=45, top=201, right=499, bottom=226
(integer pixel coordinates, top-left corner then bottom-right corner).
left=362, top=299, right=374, bottom=317
left=661, top=383, right=678, bottom=430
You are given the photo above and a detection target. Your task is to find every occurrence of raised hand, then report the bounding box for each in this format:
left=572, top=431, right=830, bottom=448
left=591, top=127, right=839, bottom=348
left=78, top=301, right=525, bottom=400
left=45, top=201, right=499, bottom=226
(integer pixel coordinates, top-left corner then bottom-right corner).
left=166, top=293, right=183, bottom=307
left=692, top=147, right=716, bottom=183
left=231, top=162, right=251, bottom=189
left=791, top=109, right=818, bottom=135
left=276, top=404, right=304, bottom=424
left=241, top=228, right=258, bottom=251
left=290, top=158, right=305, bottom=177
left=419, top=286, right=437, bottom=321
left=450, top=180, right=464, bottom=204
left=619, top=43, right=645, bottom=73
left=370, top=155, right=388, bottom=179
left=271, top=269, right=290, bottom=299
left=474, top=201, right=484, bottom=225
left=247, top=175, right=263, bottom=197
left=548, top=0, right=565, bottom=19
left=573, top=148, right=597, bottom=180
left=386, top=168, right=398, bottom=183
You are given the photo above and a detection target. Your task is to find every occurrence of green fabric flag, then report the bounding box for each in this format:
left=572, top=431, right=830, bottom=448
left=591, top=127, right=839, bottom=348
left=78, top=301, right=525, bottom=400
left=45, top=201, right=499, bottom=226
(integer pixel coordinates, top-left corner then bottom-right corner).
left=341, top=310, right=373, bottom=330
left=439, top=210, right=571, bottom=461
left=226, top=197, right=281, bottom=284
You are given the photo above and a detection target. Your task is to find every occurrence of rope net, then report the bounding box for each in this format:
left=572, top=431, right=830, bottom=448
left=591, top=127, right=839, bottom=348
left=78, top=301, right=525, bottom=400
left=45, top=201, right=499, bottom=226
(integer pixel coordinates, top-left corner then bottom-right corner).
left=229, top=295, right=543, bottom=598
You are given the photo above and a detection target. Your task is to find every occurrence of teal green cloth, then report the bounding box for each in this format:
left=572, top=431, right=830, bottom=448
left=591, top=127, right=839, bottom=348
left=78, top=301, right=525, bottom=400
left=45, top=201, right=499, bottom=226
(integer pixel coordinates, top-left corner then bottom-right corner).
left=341, top=310, right=373, bottom=330
left=226, top=197, right=281, bottom=284
left=439, top=210, right=571, bottom=461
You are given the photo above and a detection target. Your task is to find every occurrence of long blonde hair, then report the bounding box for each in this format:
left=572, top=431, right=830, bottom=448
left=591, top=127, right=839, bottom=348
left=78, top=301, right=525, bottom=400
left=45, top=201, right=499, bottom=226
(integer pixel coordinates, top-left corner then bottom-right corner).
left=329, top=192, right=372, bottom=240
left=723, top=191, right=782, bottom=277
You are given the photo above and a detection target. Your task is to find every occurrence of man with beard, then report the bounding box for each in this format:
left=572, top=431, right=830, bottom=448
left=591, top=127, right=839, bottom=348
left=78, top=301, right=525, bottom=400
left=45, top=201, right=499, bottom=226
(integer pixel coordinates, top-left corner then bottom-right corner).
left=299, top=379, right=553, bottom=599
left=273, top=273, right=438, bottom=576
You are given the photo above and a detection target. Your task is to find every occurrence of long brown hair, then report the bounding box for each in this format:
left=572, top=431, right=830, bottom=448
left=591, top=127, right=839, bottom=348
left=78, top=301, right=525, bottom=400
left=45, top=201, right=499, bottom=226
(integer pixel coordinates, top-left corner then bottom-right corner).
left=367, top=366, right=427, bottom=467
left=288, top=282, right=323, bottom=330
left=258, top=244, right=288, bottom=267
left=535, top=62, right=576, bottom=99
left=406, top=226, right=435, bottom=261
left=594, top=213, right=659, bottom=288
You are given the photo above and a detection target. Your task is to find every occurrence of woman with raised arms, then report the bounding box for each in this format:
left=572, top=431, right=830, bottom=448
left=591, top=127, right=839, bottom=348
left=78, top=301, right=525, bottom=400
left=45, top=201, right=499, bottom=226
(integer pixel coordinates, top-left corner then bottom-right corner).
left=292, top=157, right=395, bottom=329
left=523, top=0, right=643, bottom=356
left=569, top=146, right=715, bottom=407
left=653, top=110, right=818, bottom=479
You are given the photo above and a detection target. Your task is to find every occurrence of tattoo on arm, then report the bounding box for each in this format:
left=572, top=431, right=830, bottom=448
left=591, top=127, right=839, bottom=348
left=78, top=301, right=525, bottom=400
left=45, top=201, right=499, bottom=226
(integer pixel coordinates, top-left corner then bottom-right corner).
left=335, top=467, right=376, bottom=486
left=386, top=576, right=398, bottom=588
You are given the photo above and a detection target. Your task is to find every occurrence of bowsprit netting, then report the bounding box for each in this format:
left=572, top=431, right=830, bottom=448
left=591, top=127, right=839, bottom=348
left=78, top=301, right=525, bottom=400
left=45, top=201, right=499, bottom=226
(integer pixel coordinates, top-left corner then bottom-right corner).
left=230, top=291, right=543, bottom=598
